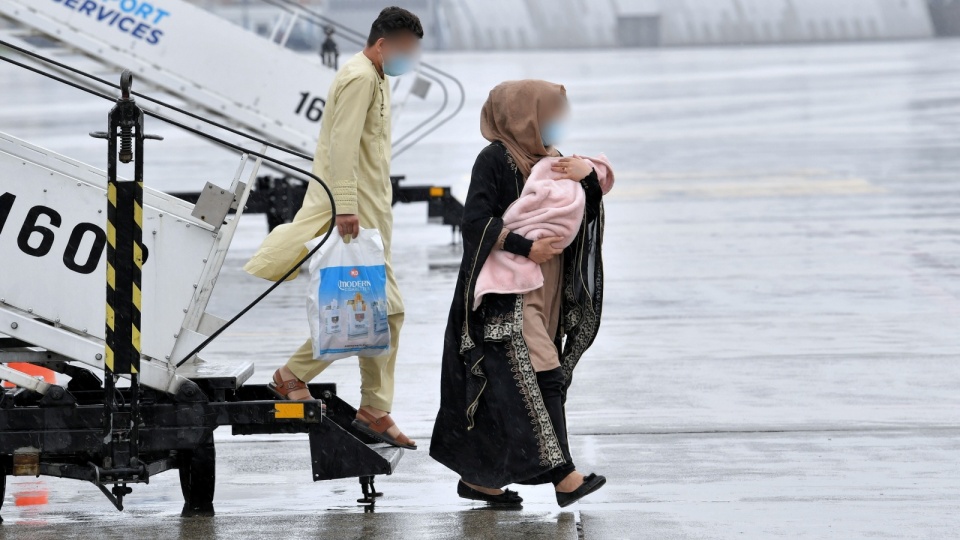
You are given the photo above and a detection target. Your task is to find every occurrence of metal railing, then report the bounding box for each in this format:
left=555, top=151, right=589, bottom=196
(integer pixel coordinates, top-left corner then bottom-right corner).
left=0, top=40, right=335, bottom=367
left=261, top=0, right=466, bottom=158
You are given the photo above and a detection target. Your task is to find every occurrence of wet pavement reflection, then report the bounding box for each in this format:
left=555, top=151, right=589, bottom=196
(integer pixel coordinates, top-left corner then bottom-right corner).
left=2, top=39, right=960, bottom=538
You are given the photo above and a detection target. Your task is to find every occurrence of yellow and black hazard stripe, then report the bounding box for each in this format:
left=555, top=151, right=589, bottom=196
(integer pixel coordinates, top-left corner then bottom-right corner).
left=105, top=178, right=143, bottom=375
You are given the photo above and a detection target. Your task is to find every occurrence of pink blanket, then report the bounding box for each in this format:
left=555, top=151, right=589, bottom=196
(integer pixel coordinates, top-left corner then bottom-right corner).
left=473, top=154, right=614, bottom=309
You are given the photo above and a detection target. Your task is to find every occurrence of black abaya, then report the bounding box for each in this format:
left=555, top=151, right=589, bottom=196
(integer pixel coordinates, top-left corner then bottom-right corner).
left=429, top=141, right=606, bottom=487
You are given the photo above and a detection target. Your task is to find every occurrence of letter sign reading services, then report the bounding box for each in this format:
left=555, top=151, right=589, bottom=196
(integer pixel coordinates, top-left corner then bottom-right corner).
left=52, top=0, right=172, bottom=45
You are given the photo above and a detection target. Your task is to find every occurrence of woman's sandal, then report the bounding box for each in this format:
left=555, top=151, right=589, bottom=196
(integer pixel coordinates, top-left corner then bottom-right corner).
left=457, top=480, right=523, bottom=507
left=268, top=370, right=326, bottom=412
left=556, top=473, right=606, bottom=508
left=351, top=408, right=418, bottom=450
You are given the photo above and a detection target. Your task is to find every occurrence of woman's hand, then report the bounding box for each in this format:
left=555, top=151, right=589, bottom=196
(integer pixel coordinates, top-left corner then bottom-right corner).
left=529, top=236, right=564, bottom=264
left=552, top=157, right=594, bottom=180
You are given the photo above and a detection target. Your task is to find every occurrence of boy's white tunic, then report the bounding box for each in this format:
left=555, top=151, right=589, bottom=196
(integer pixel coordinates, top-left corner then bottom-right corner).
left=243, top=52, right=403, bottom=315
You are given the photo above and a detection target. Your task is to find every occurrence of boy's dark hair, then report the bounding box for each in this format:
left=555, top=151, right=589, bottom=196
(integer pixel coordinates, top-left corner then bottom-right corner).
left=366, top=6, right=423, bottom=46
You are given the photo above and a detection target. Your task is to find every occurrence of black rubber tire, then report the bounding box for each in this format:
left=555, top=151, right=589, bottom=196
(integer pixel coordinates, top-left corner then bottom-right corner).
left=1, top=460, right=7, bottom=523
left=178, top=436, right=216, bottom=517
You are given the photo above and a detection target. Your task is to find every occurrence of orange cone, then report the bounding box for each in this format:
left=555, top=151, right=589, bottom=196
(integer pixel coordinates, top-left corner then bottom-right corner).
left=3, top=363, right=55, bottom=513
left=14, top=489, right=49, bottom=507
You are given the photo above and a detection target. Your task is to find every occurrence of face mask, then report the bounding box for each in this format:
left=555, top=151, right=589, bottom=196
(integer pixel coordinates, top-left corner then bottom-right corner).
left=541, top=120, right=568, bottom=147
left=382, top=51, right=415, bottom=76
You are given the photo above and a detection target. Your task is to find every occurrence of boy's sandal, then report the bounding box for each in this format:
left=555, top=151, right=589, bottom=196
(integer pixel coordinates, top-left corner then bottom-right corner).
left=268, top=370, right=326, bottom=412
left=352, top=408, right=418, bottom=450
left=269, top=369, right=312, bottom=399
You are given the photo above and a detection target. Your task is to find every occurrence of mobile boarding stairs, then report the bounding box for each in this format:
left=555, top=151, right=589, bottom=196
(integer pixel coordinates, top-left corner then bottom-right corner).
left=0, top=0, right=466, bottom=236
left=0, top=65, right=402, bottom=518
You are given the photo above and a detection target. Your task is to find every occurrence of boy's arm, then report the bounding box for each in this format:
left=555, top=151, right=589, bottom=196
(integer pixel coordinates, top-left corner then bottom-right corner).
left=326, top=73, right=376, bottom=216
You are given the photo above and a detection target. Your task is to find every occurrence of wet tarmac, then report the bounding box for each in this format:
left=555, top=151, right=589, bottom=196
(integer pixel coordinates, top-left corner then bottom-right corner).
left=2, top=39, right=960, bottom=539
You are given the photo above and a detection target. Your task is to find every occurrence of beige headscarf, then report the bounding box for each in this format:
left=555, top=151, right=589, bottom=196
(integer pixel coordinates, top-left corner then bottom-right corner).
left=480, top=80, right=567, bottom=178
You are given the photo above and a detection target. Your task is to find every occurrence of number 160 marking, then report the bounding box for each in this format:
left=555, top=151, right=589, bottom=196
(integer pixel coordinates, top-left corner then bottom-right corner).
left=0, top=192, right=107, bottom=275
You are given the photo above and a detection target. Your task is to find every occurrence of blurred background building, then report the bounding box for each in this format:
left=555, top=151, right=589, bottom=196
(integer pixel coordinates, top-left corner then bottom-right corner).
left=177, top=0, right=960, bottom=50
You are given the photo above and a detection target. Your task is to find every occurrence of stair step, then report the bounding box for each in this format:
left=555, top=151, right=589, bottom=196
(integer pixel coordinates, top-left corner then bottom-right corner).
left=368, top=443, right=404, bottom=474
left=177, top=359, right=254, bottom=390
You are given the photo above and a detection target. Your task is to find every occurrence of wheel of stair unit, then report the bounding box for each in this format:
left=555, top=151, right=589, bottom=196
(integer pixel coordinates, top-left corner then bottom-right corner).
left=178, top=436, right=216, bottom=517
left=1, top=459, right=7, bottom=523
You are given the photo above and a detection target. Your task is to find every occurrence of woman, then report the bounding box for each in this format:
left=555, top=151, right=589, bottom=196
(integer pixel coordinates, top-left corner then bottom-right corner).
left=430, top=80, right=608, bottom=507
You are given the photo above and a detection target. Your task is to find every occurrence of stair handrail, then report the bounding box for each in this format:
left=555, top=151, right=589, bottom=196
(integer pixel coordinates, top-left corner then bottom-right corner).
left=259, top=0, right=466, bottom=158
left=0, top=40, right=334, bottom=368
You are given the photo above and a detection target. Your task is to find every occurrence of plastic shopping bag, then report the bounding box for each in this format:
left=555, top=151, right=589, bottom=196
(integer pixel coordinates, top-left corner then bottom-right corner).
left=306, top=228, right=391, bottom=361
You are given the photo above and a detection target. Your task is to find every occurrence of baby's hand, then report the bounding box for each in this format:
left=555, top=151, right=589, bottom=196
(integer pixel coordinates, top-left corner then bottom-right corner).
left=551, top=157, right=593, bottom=180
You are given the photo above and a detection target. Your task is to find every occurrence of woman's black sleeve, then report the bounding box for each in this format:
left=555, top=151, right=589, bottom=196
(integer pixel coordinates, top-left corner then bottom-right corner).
left=462, top=146, right=534, bottom=258
left=503, top=232, right=533, bottom=257
left=462, top=147, right=507, bottom=248
left=581, top=169, right=603, bottom=223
